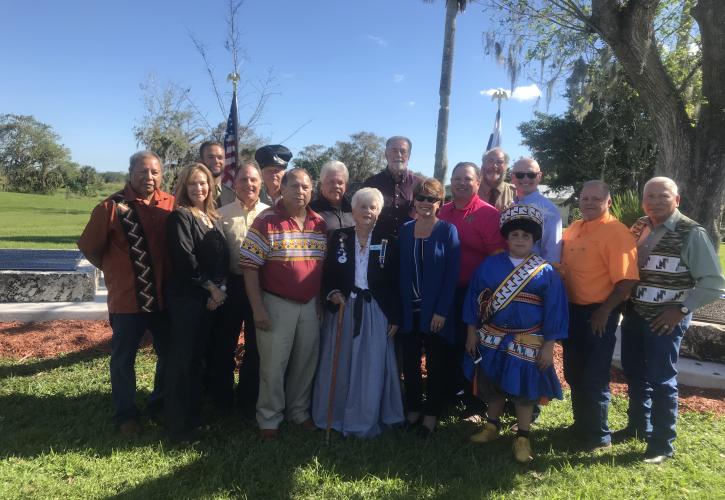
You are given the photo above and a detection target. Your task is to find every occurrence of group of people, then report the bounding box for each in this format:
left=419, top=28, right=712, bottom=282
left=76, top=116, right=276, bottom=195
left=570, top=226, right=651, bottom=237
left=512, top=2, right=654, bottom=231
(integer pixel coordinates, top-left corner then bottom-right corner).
left=78, top=135, right=725, bottom=465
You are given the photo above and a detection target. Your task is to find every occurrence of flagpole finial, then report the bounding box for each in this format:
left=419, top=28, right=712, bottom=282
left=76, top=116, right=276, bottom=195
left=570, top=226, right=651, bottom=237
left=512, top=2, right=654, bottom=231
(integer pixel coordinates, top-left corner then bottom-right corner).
left=227, top=72, right=240, bottom=92
left=490, top=88, right=509, bottom=112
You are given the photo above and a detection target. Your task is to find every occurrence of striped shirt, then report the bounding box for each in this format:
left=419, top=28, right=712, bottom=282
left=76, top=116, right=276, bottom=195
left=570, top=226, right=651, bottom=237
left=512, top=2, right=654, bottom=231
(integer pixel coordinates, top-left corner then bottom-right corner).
left=240, top=201, right=327, bottom=303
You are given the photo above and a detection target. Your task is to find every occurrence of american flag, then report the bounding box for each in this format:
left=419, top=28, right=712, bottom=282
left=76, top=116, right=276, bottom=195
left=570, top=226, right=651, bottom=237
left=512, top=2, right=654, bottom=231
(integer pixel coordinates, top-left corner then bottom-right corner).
left=221, top=90, right=238, bottom=189
left=486, top=108, right=501, bottom=150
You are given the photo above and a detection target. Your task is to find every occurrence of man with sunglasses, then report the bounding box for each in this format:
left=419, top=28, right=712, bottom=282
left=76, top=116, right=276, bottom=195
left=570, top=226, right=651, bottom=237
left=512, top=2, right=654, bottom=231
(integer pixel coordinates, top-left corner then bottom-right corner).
left=363, top=136, right=421, bottom=239
left=511, top=158, right=562, bottom=263
left=478, top=148, right=516, bottom=211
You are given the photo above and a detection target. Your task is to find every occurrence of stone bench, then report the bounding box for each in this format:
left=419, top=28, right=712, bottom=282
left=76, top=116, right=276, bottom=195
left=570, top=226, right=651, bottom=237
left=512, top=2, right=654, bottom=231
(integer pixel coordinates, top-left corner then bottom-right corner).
left=0, top=249, right=98, bottom=303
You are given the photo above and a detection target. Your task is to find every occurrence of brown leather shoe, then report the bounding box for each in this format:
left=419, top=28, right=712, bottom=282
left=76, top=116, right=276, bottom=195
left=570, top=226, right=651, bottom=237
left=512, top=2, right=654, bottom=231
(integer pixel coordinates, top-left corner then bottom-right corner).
left=119, top=419, right=142, bottom=436
left=300, top=418, right=318, bottom=432
left=259, top=428, right=279, bottom=441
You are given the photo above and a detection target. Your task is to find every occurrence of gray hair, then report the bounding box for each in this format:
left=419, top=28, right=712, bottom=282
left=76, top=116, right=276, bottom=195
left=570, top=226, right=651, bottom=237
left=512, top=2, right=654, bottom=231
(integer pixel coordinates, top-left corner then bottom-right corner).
left=482, top=147, right=510, bottom=166
left=386, top=135, right=412, bottom=152
left=351, top=187, right=384, bottom=213
left=644, top=176, right=679, bottom=196
left=235, top=159, right=261, bottom=179
left=319, top=160, right=349, bottom=184
left=129, top=151, right=162, bottom=172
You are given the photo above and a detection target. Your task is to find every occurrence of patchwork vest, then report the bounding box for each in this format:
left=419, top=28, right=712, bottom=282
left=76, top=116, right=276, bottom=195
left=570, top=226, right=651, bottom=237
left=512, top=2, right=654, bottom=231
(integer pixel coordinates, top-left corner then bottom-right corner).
left=630, top=214, right=698, bottom=321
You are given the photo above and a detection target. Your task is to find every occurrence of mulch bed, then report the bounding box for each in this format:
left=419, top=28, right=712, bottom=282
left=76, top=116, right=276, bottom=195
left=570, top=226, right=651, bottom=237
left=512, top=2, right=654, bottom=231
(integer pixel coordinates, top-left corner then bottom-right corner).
left=1, top=320, right=723, bottom=415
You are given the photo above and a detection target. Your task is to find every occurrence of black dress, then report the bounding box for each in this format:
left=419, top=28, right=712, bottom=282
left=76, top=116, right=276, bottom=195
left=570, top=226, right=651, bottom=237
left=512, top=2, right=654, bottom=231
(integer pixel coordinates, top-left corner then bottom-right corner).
left=164, top=207, right=229, bottom=440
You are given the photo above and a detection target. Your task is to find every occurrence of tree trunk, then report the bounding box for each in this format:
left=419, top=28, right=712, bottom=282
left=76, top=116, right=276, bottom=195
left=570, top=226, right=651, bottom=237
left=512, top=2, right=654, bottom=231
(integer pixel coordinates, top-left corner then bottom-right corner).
left=690, top=0, right=725, bottom=243
left=433, top=1, right=459, bottom=183
left=591, top=0, right=724, bottom=243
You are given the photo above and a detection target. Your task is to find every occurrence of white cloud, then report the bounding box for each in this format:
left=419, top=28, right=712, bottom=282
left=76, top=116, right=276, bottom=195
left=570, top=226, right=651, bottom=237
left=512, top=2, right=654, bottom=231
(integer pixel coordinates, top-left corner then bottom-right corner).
left=366, top=35, right=387, bottom=47
left=480, top=84, right=542, bottom=102
left=511, top=84, right=542, bottom=101
left=393, top=74, right=405, bottom=83
left=407, top=101, right=416, bottom=107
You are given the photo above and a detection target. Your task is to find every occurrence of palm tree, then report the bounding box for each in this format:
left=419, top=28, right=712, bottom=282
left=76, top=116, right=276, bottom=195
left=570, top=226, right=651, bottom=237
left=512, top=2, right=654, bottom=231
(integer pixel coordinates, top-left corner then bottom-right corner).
left=428, top=0, right=468, bottom=183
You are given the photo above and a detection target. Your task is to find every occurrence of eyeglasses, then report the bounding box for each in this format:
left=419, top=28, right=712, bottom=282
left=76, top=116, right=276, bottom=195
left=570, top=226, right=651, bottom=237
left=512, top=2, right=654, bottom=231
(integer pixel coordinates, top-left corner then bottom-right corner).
left=514, top=172, right=539, bottom=179
left=415, top=194, right=440, bottom=203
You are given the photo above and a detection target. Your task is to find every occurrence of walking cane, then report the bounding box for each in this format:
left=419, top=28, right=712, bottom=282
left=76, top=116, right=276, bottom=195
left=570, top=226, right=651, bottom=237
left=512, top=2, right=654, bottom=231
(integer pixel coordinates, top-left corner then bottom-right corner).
left=326, top=302, right=345, bottom=444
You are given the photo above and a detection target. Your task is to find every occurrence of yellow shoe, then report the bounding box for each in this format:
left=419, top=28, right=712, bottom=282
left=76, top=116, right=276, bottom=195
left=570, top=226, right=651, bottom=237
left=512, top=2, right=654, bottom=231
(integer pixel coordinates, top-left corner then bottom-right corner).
left=470, top=422, right=500, bottom=443
left=512, top=436, right=534, bottom=463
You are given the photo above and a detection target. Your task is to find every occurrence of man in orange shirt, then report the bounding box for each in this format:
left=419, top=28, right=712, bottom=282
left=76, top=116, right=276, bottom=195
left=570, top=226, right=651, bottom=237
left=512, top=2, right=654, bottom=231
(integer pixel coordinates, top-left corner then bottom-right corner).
left=560, top=180, right=639, bottom=452
left=78, top=151, right=174, bottom=435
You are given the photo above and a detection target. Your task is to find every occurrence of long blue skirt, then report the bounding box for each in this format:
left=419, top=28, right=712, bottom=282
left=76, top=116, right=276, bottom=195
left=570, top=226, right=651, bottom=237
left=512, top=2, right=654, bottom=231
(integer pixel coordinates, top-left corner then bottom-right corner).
left=311, top=295, right=404, bottom=438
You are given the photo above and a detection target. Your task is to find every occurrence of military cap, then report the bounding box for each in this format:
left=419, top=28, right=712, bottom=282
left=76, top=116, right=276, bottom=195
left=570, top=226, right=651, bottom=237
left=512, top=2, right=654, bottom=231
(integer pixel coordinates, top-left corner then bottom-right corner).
left=255, top=144, right=292, bottom=169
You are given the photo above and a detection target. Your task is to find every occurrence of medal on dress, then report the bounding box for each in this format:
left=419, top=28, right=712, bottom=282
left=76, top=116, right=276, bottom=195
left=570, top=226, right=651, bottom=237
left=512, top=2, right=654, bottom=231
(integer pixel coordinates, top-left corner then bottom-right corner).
left=337, top=232, right=348, bottom=264
left=379, top=239, right=388, bottom=268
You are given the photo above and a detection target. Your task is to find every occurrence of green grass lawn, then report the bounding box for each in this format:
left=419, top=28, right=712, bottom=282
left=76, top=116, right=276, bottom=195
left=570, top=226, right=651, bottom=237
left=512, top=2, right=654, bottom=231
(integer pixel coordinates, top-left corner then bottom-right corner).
left=1, top=350, right=723, bottom=499
left=0, top=186, right=122, bottom=249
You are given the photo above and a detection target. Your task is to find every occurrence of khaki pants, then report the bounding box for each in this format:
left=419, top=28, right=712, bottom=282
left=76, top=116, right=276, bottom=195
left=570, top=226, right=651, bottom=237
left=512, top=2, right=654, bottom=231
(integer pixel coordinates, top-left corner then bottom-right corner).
left=256, top=293, right=320, bottom=429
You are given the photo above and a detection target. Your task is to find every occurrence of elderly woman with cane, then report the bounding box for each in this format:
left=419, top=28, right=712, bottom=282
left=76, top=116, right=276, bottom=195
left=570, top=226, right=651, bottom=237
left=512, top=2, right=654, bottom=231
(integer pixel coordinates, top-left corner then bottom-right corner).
left=311, top=187, right=404, bottom=438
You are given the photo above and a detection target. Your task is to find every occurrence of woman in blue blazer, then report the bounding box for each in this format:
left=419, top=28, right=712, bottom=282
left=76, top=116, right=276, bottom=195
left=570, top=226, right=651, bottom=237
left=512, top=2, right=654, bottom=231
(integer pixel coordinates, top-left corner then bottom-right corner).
left=399, top=177, right=460, bottom=436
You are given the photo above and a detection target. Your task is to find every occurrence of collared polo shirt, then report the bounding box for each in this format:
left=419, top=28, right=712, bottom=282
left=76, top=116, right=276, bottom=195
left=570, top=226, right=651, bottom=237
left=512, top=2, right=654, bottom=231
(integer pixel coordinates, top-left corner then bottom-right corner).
left=561, top=211, right=639, bottom=305
left=218, top=198, right=270, bottom=274
left=439, top=196, right=506, bottom=286
left=363, top=168, right=421, bottom=238
left=77, top=183, right=175, bottom=313
left=239, top=201, right=327, bottom=303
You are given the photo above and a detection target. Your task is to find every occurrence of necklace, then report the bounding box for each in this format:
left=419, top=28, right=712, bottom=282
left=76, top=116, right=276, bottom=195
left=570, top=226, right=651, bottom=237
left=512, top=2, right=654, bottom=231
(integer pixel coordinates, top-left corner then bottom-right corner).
left=198, top=211, right=212, bottom=227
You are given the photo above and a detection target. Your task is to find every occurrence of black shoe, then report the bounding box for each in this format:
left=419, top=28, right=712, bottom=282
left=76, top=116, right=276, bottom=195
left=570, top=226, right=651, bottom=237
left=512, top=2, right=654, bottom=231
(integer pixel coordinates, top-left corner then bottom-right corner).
left=400, top=420, right=419, bottom=432
left=643, top=449, right=672, bottom=464
left=612, top=427, right=647, bottom=443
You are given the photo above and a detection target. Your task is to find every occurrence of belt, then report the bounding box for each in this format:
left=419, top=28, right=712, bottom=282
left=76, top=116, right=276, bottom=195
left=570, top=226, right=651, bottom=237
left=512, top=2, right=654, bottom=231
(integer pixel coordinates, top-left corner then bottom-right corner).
left=513, top=333, right=544, bottom=347
left=352, top=286, right=372, bottom=337
left=262, top=289, right=303, bottom=304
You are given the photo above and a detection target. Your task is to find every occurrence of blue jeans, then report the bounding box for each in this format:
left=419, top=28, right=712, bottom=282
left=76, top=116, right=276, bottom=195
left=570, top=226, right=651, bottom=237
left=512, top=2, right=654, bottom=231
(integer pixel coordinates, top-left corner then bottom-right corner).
left=563, top=303, right=619, bottom=446
left=109, top=312, right=169, bottom=425
left=620, top=309, right=691, bottom=456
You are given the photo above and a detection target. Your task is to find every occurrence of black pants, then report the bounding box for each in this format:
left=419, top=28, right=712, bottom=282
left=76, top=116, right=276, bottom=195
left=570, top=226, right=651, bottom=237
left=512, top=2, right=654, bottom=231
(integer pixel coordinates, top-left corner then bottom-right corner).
left=451, top=286, right=470, bottom=398
left=208, top=273, right=259, bottom=410
left=165, top=289, right=219, bottom=438
left=401, top=327, right=452, bottom=418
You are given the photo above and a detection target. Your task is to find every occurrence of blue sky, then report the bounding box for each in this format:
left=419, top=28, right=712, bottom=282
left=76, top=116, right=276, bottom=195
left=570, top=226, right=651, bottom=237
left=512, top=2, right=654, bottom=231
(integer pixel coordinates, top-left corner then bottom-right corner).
left=1, top=0, right=566, bottom=179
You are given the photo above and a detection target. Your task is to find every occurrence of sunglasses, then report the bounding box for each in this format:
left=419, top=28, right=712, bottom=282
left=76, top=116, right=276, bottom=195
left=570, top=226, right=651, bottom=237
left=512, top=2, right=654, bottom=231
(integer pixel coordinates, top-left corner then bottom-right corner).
left=514, top=172, right=539, bottom=179
left=415, top=194, right=440, bottom=203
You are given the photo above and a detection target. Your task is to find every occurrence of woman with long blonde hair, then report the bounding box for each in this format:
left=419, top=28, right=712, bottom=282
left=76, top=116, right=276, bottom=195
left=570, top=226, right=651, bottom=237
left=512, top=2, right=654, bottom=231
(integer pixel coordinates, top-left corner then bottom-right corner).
left=165, top=163, right=229, bottom=443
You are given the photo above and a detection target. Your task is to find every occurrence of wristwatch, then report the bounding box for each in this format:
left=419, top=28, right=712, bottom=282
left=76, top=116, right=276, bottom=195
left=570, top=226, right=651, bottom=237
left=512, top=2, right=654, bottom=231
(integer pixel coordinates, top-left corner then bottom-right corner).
left=679, top=305, right=690, bottom=315
left=220, top=284, right=227, bottom=293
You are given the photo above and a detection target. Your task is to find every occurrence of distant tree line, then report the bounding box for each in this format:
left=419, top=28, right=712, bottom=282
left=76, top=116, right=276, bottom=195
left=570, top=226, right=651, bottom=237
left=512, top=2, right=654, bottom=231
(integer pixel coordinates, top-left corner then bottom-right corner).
left=0, top=114, right=107, bottom=196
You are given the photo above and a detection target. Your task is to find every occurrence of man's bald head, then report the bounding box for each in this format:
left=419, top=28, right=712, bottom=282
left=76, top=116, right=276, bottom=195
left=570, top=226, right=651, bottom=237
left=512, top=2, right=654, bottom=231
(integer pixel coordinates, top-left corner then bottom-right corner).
left=511, top=158, right=542, bottom=197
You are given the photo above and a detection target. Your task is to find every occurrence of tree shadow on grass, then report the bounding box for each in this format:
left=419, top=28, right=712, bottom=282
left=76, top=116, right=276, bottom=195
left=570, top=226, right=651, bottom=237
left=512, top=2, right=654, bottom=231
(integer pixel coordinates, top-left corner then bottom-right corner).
left=108, top=423, right=526, bottom=499
left=0, top=206, right=91, bottom=216
left=0, top=393, right=657, bottom=499
left=0, top=347, right=109, bottom=380
left=0, top=236, right=82, bottom=245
